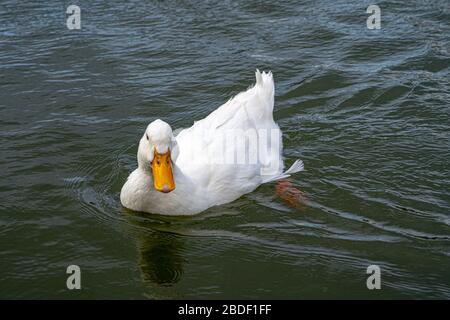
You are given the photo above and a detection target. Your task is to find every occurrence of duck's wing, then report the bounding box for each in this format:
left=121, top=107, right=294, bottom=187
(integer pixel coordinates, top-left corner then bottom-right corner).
left=202, top=69, right=275, bottom=132
left=176, top=70, right=275, bottom=143
left=175, top=70, right=304, bottom=187
left=175, top=70, right=278, bottom=169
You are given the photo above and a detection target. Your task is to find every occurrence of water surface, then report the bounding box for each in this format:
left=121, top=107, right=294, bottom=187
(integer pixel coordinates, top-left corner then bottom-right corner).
left=1, top=0, right=449, bottom=298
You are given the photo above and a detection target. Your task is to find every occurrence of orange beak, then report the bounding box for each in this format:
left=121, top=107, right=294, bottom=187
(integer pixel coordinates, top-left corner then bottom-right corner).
left=151, top=148, right=175, bottom=193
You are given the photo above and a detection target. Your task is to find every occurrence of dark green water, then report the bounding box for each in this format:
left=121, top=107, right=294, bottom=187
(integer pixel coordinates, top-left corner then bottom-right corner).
left=1, top=0, right=449, bottom=299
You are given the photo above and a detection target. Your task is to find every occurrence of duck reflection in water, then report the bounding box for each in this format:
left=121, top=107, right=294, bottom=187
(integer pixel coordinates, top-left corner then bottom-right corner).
left=125, top=212, right=185, bottom=286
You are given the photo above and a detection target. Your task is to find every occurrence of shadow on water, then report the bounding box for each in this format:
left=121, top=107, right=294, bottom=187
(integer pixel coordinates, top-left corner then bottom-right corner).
left=124, top=211, right=186, bottom=287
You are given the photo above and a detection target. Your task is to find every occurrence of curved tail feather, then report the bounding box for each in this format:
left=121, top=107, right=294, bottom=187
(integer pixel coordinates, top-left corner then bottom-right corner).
left=261, top=159, right=304, bottom=183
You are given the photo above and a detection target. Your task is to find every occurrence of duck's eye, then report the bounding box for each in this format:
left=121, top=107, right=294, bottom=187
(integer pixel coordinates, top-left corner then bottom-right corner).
left=146, top=134, right=149, bottom=141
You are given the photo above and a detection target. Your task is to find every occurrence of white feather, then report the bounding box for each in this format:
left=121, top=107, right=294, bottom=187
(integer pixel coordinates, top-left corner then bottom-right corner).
left=121, top=70, right=304, bottom=215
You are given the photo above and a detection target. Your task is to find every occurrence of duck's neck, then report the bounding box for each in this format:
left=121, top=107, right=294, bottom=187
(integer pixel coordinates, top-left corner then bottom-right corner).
left=137, top=164, right=152, bottom=176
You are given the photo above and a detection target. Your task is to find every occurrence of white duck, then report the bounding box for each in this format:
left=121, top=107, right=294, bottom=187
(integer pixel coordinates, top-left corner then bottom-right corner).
left=120, top=70, right=304, bottom=215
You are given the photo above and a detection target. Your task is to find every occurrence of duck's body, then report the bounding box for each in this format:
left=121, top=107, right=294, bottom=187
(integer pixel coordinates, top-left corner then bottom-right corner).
left=120, top=70, right=303, bottom=215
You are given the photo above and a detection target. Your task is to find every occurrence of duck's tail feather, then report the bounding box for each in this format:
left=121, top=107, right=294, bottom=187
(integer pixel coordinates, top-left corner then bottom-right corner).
left=261, top=159, right=304, bottom=183
left=254, top=69, right=274, bottom=114
left=284, top=159, right=304, bottom=175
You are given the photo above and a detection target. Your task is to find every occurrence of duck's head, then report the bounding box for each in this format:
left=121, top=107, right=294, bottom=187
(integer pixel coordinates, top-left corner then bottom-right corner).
left=137, top=119, right=177, bottom=193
